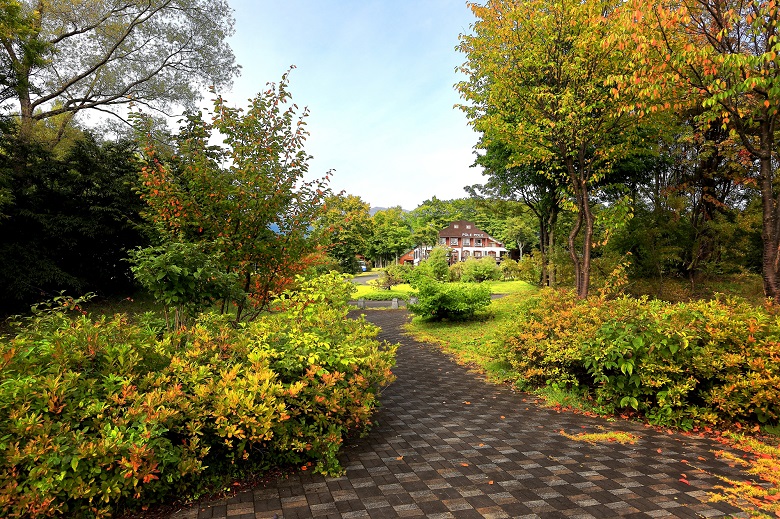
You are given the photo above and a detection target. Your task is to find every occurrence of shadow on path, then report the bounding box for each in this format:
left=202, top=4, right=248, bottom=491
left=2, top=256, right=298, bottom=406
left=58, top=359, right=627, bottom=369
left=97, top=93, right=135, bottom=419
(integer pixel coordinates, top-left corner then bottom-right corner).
left=172, top=310, right=750, bottom=519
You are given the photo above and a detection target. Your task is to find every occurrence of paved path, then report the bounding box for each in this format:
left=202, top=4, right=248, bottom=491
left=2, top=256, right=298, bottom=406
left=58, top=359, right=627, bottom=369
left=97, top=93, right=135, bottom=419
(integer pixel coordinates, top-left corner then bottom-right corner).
left=172, top=310, right=751, bottom=519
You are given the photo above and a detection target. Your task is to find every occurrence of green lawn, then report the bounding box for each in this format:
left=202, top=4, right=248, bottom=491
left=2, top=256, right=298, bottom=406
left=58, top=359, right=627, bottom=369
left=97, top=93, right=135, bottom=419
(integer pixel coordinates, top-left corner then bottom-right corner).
left=352, top=283, right=415, bottom=300
left=352, top=279, right=536, bottom=301
left=403, top=290, right=533, bottom=383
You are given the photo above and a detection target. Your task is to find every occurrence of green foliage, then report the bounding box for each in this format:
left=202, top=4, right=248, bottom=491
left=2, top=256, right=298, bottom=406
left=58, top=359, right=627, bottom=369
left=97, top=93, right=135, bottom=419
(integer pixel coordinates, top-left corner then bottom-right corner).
left=504, top=289, right=780, bottom=429
left=405, top=197, right=479, bottom=248
left=313, top=194, right=373, bottom=274
left=367, top=207, right=412, bottom=267
left=136, top=71, right=330, bottom=319
left=368, top=264, right=411, bottom=290
left=408, top=278, right=491, bottom=321
left=458, top=0, right=649, bottom=298
left=412, top=246, right=450, bottom=283
left=0, top=130, right=147, bottom=314
left=499, top=259, right=520, bottom=280
left=128, top=242, right=240, bottom=328
left=460, top=257, right=501, bottom=283
left=449, top=261, right=464, bottom=282
left=0, top=273, right=395, bottom=518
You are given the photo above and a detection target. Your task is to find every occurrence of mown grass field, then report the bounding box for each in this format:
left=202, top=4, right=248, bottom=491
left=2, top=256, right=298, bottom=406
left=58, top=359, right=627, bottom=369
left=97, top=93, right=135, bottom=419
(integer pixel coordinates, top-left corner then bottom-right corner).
left=351, top=279, right=535, bottom=301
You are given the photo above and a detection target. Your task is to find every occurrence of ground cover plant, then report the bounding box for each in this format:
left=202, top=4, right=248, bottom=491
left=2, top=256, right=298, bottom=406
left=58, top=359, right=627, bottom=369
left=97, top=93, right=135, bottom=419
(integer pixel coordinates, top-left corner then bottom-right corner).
left=0, top=274, right=395, bottom=518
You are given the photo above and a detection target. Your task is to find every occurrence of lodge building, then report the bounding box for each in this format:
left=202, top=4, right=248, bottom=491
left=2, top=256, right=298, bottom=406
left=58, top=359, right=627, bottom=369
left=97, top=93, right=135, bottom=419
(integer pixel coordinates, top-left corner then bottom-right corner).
left=413, top=220, right=508, bottom=265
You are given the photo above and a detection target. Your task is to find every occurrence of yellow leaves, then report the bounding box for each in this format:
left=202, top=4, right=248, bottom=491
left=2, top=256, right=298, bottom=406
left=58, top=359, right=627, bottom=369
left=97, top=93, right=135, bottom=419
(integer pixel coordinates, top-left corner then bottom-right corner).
left=560, top=429, right=639, bottom=444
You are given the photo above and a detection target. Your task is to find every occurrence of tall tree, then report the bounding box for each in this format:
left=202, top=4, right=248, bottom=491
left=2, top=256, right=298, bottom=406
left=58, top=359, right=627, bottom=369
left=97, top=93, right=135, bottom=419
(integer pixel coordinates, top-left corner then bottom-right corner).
left=314, top=193, right=374, bottom=273
left=0, top=0, right=238, bottom=142
left=137, top=72, right=330, bottom=320
left=0, top=126, right=147, bottom=313
left=619, top=0, right=780, bottom=298
left=368, top=207, right=412, bottom=267
left=467, top=140, right=565, bottom=287
left=458, top=0, right=640, bottom=298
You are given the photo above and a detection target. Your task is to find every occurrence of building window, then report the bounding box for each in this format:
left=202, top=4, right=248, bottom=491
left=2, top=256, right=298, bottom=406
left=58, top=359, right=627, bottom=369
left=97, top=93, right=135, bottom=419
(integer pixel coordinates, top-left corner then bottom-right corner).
left=439, top=237, right=446, bottom=245
left=466, top=225, right=471, bottom=229
left=463, top=237, right=471, bottom=246
left=475, top=238, right=483, bottom=246
left=474, top=251, right=482, bottom=258
left=450, top=237, right=458, bottom=246
left=454, top=224, right=459, bottom=229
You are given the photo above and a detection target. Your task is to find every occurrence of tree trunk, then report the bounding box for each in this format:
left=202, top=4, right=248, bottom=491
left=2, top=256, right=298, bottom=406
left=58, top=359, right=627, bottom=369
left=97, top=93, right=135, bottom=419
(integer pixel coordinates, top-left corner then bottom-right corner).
left=759, top=121, right=780, bottom=299
left=579, top=184, right=595, bottom=299
left=566, top=157, right=594, bottom=300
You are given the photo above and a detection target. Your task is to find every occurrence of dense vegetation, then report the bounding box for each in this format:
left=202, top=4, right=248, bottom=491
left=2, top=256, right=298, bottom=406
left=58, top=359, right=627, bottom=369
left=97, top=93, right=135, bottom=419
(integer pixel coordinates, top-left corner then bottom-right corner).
left=0, top=274, right=395, bottom=518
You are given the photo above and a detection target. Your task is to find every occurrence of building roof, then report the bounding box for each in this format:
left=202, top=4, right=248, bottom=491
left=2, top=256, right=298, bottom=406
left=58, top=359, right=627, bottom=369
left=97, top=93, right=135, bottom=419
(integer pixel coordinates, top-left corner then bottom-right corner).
left=438, top=220, right=503, bottom=246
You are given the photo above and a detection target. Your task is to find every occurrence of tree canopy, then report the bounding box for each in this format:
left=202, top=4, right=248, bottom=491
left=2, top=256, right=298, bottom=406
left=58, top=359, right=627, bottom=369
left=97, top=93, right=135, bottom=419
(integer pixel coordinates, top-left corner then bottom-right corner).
left=458, top=0, right=640, bottom=298
left=0, top=0, right=239, bottom=141
left=135, top=72, right=329, bottom=320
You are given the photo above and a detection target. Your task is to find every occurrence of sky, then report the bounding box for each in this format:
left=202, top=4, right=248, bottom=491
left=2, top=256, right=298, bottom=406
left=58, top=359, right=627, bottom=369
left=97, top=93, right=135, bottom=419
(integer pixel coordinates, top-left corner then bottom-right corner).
left=224, top=0, right=483, bottom=211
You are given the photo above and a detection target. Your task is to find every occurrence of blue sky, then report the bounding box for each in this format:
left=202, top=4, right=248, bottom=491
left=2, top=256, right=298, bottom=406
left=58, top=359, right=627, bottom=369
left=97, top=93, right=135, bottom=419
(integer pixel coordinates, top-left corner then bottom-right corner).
left=224, top=0, right=482, bottom=210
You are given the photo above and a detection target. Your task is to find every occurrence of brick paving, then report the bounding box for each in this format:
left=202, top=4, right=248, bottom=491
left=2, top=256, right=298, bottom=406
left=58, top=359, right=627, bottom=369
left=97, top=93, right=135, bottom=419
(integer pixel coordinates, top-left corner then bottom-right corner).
left=170, top=309, right=752, bottom=519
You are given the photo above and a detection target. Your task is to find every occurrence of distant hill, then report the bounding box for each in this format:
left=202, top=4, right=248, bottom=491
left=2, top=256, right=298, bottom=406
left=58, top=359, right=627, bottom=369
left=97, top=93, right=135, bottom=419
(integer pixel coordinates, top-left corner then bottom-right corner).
left=369, top=206, right=409, bottom=216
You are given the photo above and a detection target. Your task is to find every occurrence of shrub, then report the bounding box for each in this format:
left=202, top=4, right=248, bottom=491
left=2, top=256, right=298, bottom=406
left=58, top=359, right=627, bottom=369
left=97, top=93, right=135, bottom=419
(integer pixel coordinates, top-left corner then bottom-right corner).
left=128, top=241, right=240, bottom=329
left=0, top=273, right=395, bottom=518
left=368, top=264, right=411, bottom=290
left=449, top=261, right=464, bottom=282
left=499, top=258, right=521, bottom=280
left=408, top=278, right=491, bottom=321
left=412, top=246, right=449, bottom=282
left=504, top=289, right=780, bottom=429
left=502, top=288, right=618, bottom=388
left=517, top=255, right=542, bottom=284
left=461, top=257, right=501, bottom=283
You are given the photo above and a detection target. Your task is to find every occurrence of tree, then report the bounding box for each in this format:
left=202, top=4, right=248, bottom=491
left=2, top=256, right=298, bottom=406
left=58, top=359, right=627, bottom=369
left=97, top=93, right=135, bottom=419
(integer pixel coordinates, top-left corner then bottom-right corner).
left=0, top=127, right=147, bottom=313
left=0, top=0, right=238, bottom=142
left=458, top=0, right=640, bottom=298
left=405, top=197, right=478, bottom=248
left=619, top=0, right=780, bottom=298
left=313, top=193, right=374, bottom=273
left=467, top=142, right=565, bottom=287
left=368, top=207, right=412, bottom=267
left=136, top=72, right=330, bottom=320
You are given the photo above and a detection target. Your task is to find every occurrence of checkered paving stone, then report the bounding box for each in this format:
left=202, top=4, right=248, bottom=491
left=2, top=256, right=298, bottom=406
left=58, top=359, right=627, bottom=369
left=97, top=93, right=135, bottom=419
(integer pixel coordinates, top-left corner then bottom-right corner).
left=170, top=310, right=754, bottom=519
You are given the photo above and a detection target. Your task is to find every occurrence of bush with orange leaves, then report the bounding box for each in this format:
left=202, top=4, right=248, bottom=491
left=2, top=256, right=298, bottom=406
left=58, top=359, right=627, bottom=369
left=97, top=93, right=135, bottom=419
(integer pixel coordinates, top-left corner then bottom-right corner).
left=504, top=289, right=780, bottom=430
left=0, top=274, right=395, bottom=518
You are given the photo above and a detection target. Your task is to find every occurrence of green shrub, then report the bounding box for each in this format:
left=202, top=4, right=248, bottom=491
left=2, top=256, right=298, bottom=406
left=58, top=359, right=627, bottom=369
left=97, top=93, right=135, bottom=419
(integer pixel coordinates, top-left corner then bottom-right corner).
left=408, top=279, right=491, bottom=321
left=128, top=242, right=240, bottom=328
left=504, top=289, right=780, bottom=429
left=368, top=264, right=411, bottom=290
left=461, top=257, right=501, bottom=283
left=449, top=261, right=464, bottom=282
left=0, top=273, right=395, bottom=518
left=499, top=258, right=521, bottom=280
left=412, top=246, right=449, bottom=282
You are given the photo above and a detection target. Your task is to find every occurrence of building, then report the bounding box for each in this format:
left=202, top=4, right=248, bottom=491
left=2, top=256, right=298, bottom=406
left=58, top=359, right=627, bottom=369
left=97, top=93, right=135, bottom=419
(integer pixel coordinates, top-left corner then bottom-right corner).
left=413, top=220, right=508, bottom=265
left=398, top=250, right=415, bottom=265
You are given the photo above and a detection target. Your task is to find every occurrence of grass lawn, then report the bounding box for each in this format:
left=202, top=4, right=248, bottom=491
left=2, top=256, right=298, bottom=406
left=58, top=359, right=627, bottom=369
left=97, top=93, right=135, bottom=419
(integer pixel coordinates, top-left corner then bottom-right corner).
left=352, top=279, right=536, bottom=301
left=404, top=292, right=531, bottom=383
left=352, top=283, right=415, bottom=301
